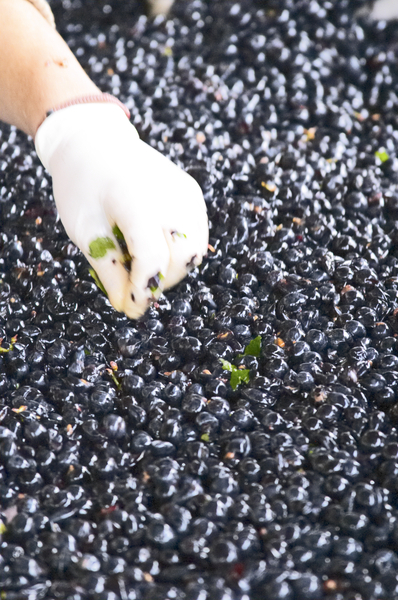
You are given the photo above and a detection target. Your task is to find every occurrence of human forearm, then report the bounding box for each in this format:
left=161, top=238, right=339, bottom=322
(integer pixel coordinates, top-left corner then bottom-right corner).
left=0, top=0, right=100, bottom=137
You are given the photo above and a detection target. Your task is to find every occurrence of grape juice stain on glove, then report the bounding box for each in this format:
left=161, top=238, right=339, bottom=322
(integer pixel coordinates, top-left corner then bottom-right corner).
left=35, top=103, right=208, bottom=319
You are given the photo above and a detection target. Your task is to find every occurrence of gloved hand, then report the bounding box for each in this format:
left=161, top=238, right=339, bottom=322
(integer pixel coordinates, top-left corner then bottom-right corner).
left=35, top=103, right=208, bottom=319
left=369, top=0, right=398, bottom=19
left=357, top=0, right=398, bottom=20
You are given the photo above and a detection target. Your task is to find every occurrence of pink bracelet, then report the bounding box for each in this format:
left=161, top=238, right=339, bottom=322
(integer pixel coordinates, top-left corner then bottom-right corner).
left=38, top=93, right=131, bottom=131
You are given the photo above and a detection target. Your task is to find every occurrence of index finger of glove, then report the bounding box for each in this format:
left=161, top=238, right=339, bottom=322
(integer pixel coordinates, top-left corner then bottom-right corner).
left=108, top=206, right=170, bottom=319
left=74, top=212, right=131, bottom=313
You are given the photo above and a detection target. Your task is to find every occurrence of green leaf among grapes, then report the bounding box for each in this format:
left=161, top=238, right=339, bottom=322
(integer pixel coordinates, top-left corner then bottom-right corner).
left=219, top=358, right=250, bottom=390
left=0, top=335, right=16, bottom=354
left=375, top=148, right=389, bottom=163
left=230, top=368, right=250, bottom=390
left=243, top=335, right=262, bottom=357
left=220, top=359, right=234, bottom=371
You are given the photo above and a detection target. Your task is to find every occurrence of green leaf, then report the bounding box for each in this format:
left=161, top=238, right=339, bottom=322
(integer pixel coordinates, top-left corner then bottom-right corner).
left=243, top=335, right=262, bottom=357
left=201, top=433, right=210, bottom=442
left=375, top=148, right=389, bottom=163
left=89, top=237, right=116, bottom=259
left=112, top=224, right=125, bottom=242
left=219, top=358, right=250, bottom=390
left=220, top=358, right=233, bottom=372
left=230, top=368, right=250, bottom=390
left=0, top=345, right=12, bottom=353
left=89, top=268, right=107, bottom=296
left=0, top=340, right=15, bottom=354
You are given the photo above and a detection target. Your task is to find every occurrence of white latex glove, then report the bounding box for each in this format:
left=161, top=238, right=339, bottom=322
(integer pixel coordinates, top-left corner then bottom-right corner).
left=147, top=0, right=175, bottom=16
left=371, top=0, right=398, bottom=19
left=35, top=103, right=208, bottom=319
left=358, top=0, right=398, bottom=19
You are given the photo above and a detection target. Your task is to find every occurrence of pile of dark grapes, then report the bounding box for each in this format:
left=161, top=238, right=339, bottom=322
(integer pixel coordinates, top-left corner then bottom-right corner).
left=3, top=0, right=398, bottom=598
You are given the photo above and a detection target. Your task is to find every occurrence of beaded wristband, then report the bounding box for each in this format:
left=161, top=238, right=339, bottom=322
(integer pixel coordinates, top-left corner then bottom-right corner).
left=38, top=93, right=131, bottom=132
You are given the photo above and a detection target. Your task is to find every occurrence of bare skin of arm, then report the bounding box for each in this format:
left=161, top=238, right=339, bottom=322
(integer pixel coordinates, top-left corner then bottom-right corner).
left=0, top=0, right=100, bottom=138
